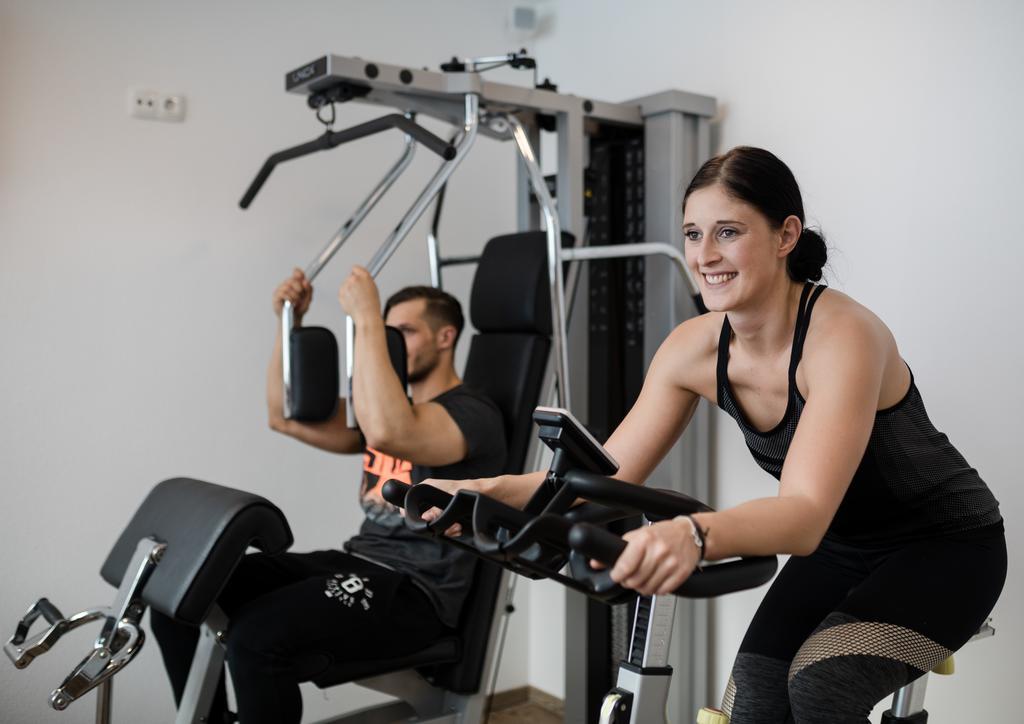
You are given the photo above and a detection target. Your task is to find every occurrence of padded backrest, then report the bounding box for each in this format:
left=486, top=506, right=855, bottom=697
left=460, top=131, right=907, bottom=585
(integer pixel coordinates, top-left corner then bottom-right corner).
left=463, top=230, right=572, bottom=471
left=464, top=334, right=549, bottom=472
left=429, top=231, right=571, bottom=694
left=100, top=478, right=293, bottom=625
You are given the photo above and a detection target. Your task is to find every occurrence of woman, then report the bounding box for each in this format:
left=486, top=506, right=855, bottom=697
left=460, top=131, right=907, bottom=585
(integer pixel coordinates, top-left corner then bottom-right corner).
left=426, top=146, right=1005, bottom=723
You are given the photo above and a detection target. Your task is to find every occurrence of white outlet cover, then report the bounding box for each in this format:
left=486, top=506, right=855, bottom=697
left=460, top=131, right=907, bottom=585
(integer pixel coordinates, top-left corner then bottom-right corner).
left=127, top=89, right=186, bottom=123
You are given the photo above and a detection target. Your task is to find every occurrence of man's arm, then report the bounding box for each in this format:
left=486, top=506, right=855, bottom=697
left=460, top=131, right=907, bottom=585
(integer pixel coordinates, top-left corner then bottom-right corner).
left=341, top=267, right=468, bottom=467
left=267, top=269, right=362, bottom=454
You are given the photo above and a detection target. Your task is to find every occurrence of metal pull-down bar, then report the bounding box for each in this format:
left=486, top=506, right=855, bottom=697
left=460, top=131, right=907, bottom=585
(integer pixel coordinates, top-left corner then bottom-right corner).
left=279, top=132, right=416, bottom=418
left=239, top=112, right=456, bottom=209
left=344, top=93, right=481, bottom=426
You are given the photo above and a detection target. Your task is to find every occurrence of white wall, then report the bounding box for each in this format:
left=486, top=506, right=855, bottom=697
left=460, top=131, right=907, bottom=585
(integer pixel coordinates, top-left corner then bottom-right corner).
left=530, top=0, right=1024, bottom=719
left=2, top=1, right=1021, bottom=722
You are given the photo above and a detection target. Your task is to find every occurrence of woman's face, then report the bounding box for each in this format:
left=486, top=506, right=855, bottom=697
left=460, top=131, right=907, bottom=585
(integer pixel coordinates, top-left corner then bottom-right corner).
left=682, top=183, right=791, bottom=312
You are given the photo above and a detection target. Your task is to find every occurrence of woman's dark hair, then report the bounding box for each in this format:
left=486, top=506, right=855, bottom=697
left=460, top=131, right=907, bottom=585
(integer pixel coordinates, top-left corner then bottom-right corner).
left=384, top=285, right=465, bottom=344
left=682, top=146, right=827, bottom=282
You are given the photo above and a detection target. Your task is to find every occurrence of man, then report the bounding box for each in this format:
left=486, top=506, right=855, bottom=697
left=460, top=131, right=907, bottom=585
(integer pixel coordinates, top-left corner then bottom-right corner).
left=151, top=266, right=506, bottom=724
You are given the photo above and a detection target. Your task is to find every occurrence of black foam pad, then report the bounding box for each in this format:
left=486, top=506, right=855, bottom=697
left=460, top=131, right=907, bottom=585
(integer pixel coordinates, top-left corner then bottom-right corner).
left=385, top=325, right=408, bottom=390
left=100, top=478, right=293, bottom=625
left=463, top=334, right=550, bottom=473
left=470, top=231, right=574, bottom=334
left=290, top=326, right=339, bottom=421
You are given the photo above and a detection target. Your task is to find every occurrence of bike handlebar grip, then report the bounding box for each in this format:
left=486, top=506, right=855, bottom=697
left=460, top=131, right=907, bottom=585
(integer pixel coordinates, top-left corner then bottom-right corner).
left=675, top=556, right=778, bottom=598
left=381, top=480, right=412, bottom=508
left=568, top=522, right=627, bottom=565
left=37, top=598, right=65, bottom=626
left=563, top=470, right=712, bottom=517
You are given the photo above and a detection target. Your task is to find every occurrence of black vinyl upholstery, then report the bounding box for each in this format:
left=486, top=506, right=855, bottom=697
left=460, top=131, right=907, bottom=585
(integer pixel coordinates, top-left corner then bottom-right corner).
left=464, top=231, right=572, bottom=470
left=290, top=324, right=407, bottom=422
left=290, top=326, right=339, bottom=421
left=100, top=478, right=292, bottom=626
left=314, top=231, right=566, bottom=694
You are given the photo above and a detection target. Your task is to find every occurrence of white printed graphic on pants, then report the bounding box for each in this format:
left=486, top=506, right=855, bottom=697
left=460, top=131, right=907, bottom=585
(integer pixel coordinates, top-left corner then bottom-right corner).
left=324, top=573, right=375, bottom=611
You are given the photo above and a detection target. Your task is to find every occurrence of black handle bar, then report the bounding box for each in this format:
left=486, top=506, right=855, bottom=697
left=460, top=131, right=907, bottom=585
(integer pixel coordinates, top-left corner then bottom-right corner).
left=563, top=469, right=714, bottom=518
left=381, top=476, right=777, bottom=601
left=568, top=522, right=778, bottom=598
left=239, top=114, right=457, bottom=209
left=381, top=479, right=411, bottom=508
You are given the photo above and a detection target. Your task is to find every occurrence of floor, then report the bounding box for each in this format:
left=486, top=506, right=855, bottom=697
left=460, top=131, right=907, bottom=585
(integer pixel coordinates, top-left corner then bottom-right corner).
left=487, top=701, right=563, bottom=724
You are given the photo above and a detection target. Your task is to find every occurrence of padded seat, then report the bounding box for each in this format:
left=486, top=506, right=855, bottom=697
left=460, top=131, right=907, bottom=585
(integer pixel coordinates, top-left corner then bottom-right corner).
left=312, top=637, right=460, bottom=688
left=100, top=477, right=293, bottom=626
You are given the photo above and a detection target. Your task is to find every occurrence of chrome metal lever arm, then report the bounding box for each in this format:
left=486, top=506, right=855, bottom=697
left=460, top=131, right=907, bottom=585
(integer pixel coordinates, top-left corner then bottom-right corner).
left=5, top=538, right=165, bottom=715
left=345, top=94, right=480, bottom=427
left=6, top=605, right=106, bottom=669
left=506, top=113, right=571, bottom=408
left=282, top=132, right=416, bottom=418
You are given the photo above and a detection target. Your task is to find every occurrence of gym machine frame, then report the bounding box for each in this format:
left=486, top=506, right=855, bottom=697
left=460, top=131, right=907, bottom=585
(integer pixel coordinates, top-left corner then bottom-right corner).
left=277, top=55, right=717, bottom=718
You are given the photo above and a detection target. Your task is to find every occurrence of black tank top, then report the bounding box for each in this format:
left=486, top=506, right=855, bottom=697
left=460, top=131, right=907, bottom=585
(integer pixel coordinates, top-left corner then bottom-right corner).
left=716, top=283, right=1001, bottom=545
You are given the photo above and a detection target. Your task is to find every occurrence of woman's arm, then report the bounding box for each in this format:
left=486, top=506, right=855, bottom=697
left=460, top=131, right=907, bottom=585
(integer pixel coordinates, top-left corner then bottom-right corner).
left=421, top=319, right=712, bottom=519
left=601, top=321, right=706, bottom=486
left=612, top=309, right=892, bottom=595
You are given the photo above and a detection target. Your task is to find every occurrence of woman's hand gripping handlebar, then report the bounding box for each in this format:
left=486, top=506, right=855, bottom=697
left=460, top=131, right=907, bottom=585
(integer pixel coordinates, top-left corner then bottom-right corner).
left=568, top=519, right=778, bottom=599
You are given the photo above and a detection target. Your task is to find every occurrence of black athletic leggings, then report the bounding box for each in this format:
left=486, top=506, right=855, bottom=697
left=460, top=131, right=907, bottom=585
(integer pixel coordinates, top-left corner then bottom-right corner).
left=723, top=525, right=1006, bottom=724
left=150, top=550, right=448, bottom=724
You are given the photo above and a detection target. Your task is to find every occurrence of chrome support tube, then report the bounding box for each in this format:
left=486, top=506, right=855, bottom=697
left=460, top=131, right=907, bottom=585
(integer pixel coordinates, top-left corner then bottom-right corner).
left=95, top=679, right=112, bottom=724
left=365, top=96, right=479, bottom=276
left=427, top=230, right=442, bottom=287
left=887, top=618, right=995, bottom=717
left=282, top=132, right=416, bottom=419
left=890, top=674, right=929, bottom=717
left=507, top=113, right=572, bottom=408
left=345, top=314, right=356, bottom=427
left=561, top=242, right=699, bottom=298
left=175, top=607, right=229, bottom=724
left=346, top=94, right=480, bottom=427
left=306, top=133, right=417, bottom=282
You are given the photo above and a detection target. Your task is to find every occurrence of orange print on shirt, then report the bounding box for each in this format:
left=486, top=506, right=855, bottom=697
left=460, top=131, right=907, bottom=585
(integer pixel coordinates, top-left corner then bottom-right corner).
left=362, top=447, right=413, bottom=502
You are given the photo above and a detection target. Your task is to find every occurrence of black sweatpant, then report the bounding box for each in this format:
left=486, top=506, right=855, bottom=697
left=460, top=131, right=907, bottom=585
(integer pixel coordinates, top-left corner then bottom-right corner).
left=150, top=549, right=449, bottom=724
left=723, top=526, right=1006, bottom=724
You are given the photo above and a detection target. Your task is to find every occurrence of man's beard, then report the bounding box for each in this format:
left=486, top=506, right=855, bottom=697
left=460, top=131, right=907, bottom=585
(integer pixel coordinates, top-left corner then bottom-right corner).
left=407, top=354, right=439, bottom=384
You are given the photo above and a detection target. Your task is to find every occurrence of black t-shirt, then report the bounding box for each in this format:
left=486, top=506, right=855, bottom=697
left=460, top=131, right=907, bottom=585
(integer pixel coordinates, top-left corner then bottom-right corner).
left=345, top=384, right=507, bottom=626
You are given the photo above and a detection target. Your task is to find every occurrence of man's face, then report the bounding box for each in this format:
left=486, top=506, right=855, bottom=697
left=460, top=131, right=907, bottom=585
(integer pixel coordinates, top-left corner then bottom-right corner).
left=384, top=298, right=447, bottom=384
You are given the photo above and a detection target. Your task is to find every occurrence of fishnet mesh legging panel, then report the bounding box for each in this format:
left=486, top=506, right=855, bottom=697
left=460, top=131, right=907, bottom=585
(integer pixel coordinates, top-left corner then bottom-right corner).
left=788, top=621, right=952, bottom=681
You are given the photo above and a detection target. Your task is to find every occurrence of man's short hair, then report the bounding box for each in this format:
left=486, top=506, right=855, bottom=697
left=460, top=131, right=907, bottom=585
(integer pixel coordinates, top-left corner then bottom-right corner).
left=384, top=286, right=465, bottom=344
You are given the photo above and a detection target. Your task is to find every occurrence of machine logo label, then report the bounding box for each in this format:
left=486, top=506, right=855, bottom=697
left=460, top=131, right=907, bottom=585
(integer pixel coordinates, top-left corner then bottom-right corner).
left=292, top=65, right=316, bottom=83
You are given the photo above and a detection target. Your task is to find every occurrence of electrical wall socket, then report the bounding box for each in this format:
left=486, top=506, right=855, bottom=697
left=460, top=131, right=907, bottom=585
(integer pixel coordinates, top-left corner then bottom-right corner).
left=128, top=89, right=186, bottom=122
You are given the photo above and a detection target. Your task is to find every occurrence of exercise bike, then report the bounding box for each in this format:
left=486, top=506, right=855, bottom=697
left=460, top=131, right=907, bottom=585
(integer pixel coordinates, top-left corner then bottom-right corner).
left=382, top=406, right=777, bottom=724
